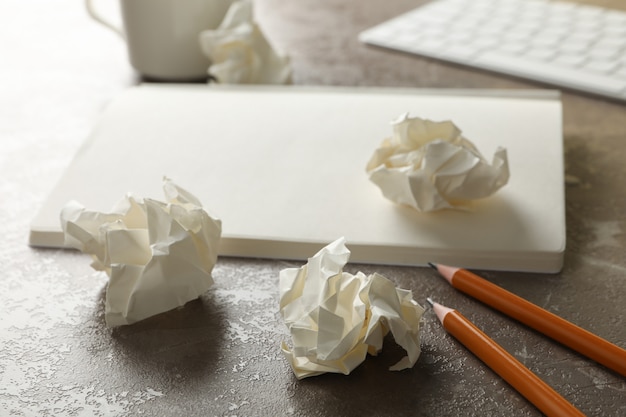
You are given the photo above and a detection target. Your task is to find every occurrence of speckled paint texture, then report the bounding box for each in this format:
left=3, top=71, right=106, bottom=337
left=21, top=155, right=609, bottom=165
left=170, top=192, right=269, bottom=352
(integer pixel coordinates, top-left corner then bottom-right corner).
left=2, top=0, right=626, bottom=415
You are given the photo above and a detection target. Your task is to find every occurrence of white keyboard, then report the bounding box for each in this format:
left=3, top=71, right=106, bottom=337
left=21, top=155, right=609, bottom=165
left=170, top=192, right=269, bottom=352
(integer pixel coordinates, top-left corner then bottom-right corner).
left=359, top=0, right=626, bottom=102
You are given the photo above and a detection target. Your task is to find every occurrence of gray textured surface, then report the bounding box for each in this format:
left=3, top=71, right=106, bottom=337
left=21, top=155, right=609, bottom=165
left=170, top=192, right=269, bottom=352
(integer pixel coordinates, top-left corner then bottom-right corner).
left=1, top=0, right=626, bottom=416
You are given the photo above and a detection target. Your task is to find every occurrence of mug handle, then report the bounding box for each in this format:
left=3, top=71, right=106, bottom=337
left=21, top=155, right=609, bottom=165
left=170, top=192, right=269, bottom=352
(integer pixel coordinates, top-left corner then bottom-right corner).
left=85, top=0, right=126, bottom=40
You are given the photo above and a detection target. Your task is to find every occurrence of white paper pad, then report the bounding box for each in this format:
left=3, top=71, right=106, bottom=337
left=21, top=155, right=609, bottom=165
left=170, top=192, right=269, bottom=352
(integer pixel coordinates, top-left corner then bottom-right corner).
left=29, top=85, right=565, bottom=273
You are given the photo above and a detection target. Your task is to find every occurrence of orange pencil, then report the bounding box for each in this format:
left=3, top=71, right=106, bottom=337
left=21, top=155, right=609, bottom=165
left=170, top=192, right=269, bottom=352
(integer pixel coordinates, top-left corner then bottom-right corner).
left=430, top=263, right=626, bottom=377
left=427, top=298, right=585, bottom=417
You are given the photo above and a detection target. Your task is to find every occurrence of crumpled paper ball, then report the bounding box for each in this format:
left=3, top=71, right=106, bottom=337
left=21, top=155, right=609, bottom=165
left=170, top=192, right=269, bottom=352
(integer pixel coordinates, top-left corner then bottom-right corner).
left=198, top=0, right=292, bottom=84
left=60, top=178, right=222, bottom=327
left=366, top=113, right=510, bottom=212
left=279, top=238, right=424, bottom=379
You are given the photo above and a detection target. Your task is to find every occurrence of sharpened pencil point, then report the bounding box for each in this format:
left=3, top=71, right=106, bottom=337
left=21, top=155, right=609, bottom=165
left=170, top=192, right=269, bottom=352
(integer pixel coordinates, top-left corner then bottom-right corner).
left=426, top=297, right=435, bottom=307
left=427, top=262, right=437, bottom=270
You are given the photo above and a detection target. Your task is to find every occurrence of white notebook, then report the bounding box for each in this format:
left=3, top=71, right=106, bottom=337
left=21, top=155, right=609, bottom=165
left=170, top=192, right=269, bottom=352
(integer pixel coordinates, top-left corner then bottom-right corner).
left=30, top=85, right=565, bottom=273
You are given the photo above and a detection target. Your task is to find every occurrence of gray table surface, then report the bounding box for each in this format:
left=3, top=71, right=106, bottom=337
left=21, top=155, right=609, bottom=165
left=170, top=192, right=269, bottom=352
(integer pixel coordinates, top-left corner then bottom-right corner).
left=1, top=0, right=625, bottom=416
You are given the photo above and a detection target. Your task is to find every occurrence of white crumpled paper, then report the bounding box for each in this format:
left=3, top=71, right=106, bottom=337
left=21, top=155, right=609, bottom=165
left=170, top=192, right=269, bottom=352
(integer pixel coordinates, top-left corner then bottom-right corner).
left=279, top=238, right=424, bottom=379
left=60, top=178, right=222, bottom=327
left=366, top=113, right=510, bottom=212
left=199, top=0, right=292, bottom=84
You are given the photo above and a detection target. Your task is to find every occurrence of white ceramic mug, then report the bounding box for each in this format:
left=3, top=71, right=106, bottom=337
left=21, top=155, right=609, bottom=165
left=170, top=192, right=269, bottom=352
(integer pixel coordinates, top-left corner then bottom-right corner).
left=86, top=0, right=232, bottom=80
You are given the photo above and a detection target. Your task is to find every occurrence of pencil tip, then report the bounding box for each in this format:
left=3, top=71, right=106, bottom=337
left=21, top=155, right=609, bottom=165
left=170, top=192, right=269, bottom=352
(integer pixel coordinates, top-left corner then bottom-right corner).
left=427, top=262, right=437, bottom=270
left=426, top=297, right=435, bottom=307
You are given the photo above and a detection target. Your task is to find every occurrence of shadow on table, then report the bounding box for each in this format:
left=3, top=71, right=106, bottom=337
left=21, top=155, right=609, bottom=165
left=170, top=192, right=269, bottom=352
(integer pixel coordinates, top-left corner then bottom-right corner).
left=96, top=287, right=227, bottom=380
left=286, top=335, right=452, bottom=417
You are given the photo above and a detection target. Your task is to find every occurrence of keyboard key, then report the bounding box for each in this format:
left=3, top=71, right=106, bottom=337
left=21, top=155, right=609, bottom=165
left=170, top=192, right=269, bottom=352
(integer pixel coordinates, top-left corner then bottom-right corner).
left=497, top=42, right=528, bottom=55
left=567, top=31, right=599, bottom=44
left=605, top=13, right=626, bottom=26
left=558, top=41, right=589, bottom=55
left=469, top=36, right=499, bottom=51
left=553, top=54, right=587, bottom=68
left=475, top=51, right=626, bottom=95
left=576, top=4, right=605, bottom=19
left=439, top=44, right=483, bottom=61
left=583, top=60, right=619, bottom=75
left=595, top=37, right=626, bottom=51
left=588, top=46, right=620, bottom=61
left=525, top=47, right=556, bottom=62
left=409, top=39, right=446, bottom=56
left=614, top=67, right=626, bottom=81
